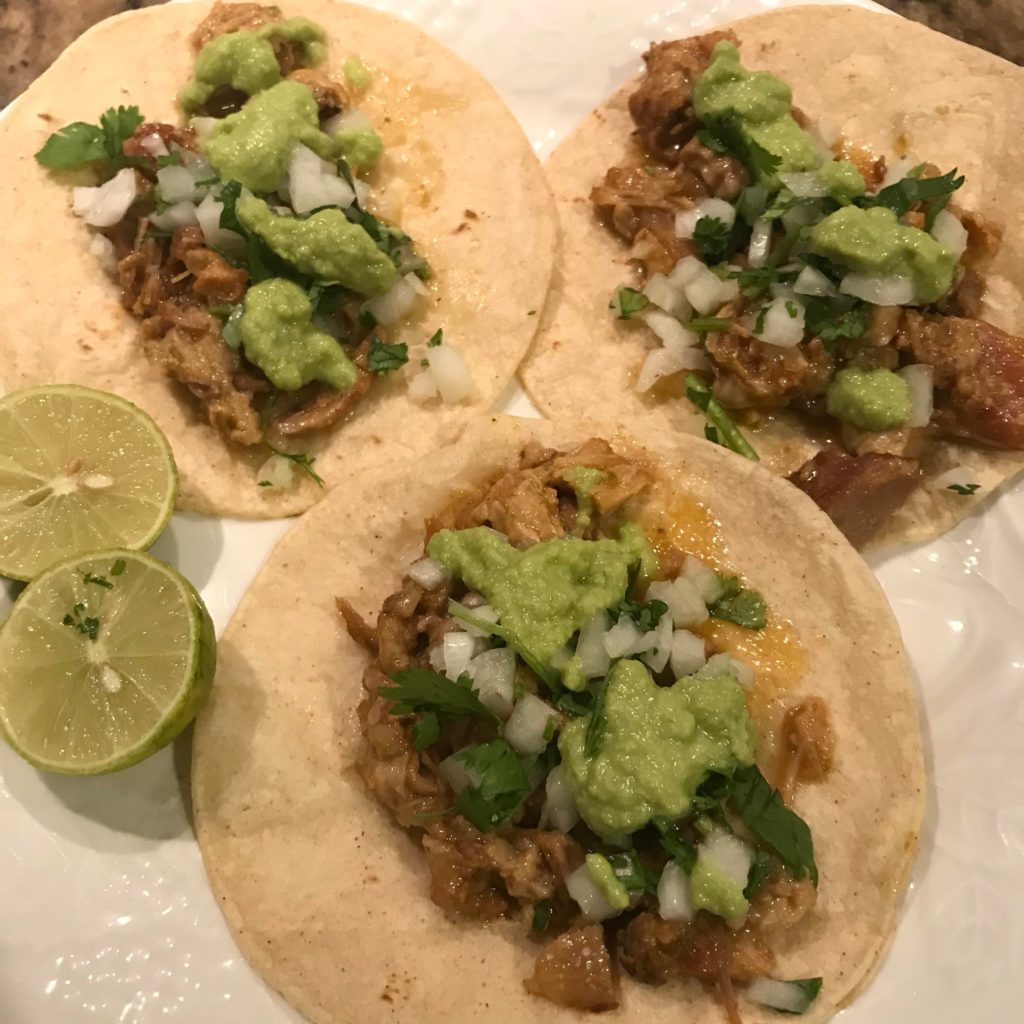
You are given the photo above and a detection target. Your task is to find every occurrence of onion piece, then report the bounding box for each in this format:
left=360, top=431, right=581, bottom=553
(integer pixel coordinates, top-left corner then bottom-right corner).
left=748, top=220, right=772, bottom=268
left=255, top=454, right=295, bottom=489
left=323, top=107, right=373, bottom=135
left=504, top=694, right=557, bottom=755
left=426, top=345, right=473, bottom=404
left=640, top=613, right=674, bottom=674
left=575, top=611, right=611, bottom=679
left=683, top=556, right=724, bottom=604
left=149, top=200, right=199, bottom=231
left=753, top=297, right=805, bottom=349
left=407, top=556, right=447, bottom=589
left=190, top=116, right=218, bottom=142
left=778, top=171, right=829, bottom=199
left=840, top=272, right=916, bottom=306
left=457, top=603, right=500, bottom=638
left=878, top=155, right=920, bottom=191
left=541, top=765, right=580, bottom=833
left=675, top=197, right=736, bottom=238
left=364, top=275, right=420, bottom=326
left=702, top=651, right=755, bottom=690
left=467, top=648, right=516, bottom=719
left=641, top=309, right=700, bottom=355
left=657, top=861, right=695, bottom=922
left=670, top=257, right=740, bottom=314
left=746, top=978, right=821, bottom=1015
left=195, top=194, right=245, bottom=252
left=647, top=577, right=708, bottom=629
left=931, top=209, right=968, bottom=260
left=565, top=863, right=621, bottom=921
left=930, top=465, right=981, bottom=492
left=698, top=828, right=752, bottom=894
left=899, top=364, right=934, bottom=428
left=602, top=617, right=646, bottom=659
left=139, top=134, right=169, bottom=158
left=157, top=164, right=204, bottom=204
left=408, top=369, right=439, bottom=403
left=794, top=265, right=838, bottom=297
left=288, top=143, right=355, bottom=214
left=643, top=273, right=691, bottom=321
left=442, top=632, right=477, bottom=681
left=439, top=753, right=481, bottom=794
left=636, top=345, right=709, bottom=393
left=72, top=168, right=138, bottom=228
left=670, top=630, right=707, bottom=678
left=88, top=234, right=117, bottom=276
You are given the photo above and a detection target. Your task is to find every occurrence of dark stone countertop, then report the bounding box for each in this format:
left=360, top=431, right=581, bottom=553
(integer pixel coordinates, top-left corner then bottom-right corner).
left=0, top=0, right=1021, bottom=108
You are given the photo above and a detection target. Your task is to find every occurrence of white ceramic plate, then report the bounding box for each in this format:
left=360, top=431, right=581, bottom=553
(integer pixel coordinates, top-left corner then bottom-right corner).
left=3, top=0, right=1023, bottom=1020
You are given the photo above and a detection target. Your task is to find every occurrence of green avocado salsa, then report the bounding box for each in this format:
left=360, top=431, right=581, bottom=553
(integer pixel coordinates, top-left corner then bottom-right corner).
left=179, top=32, right=282, bottom=113
left=827, top=366, right=911, bottom=432
left=560, top=661, right=756, bottom=838
left=337, top=127, right=384, bottom=170
left=240, top=278, right=357, bottom=391
left=237, top=195, right=397, bottom=296
left=694, top=40, right=821, bottom=174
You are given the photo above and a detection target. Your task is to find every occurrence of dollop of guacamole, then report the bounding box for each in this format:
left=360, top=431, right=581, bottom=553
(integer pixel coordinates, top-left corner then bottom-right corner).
left=690, top=837, right=750, bottom=920
left=565, top=465, right=608, bottom=531
left=202, top=80, right=336, bottom=194
left=817, top=159, right=866, bottom=205
left=239, top=278, right=357, bottom=391
left=585, top=854, right=630, bottom=910
left=237, top=195, right=396, bottom=296
left=180, top=32, right=281, bottom=113
left=693, top=41, right=822, bottom=175
left=337, top=127, right=383, bottom=170
left=559, top=661, right=756, bottom=838
left=809, top=205, right=955, bottom=304
left=343, top=55, right=373, bottom=93
left=426, top=527, right=639, bottom=664
left=826, top=366, right=911, bottom=432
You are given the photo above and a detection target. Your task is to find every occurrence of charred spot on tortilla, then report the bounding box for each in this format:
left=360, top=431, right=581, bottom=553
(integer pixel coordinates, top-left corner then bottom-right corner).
left=32, top=0, right=481, bottom=486
left=554, top=20, right=1024, bottom=549
left=342, top=436, right=845, bottom=1017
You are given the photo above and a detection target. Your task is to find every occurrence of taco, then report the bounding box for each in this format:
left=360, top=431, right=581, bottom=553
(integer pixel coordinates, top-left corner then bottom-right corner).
left=192, top=416, right=923, bottom=1024
left=0, top=0, right=555, bottom=517
left=521, top=4, right=1024, bottom=548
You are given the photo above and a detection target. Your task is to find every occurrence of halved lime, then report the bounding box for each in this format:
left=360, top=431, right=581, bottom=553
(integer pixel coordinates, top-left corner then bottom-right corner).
left=0, top=385, right=178, bottom=581
left=0, top=549, right=215, bottom=774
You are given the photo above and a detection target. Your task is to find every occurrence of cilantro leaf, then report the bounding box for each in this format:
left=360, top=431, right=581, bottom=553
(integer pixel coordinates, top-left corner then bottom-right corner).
left=453, top=739, right=532, bottom=831
left=555, top=691, right=593, bottom=717
left=100, top=106, right=145, bottom=163
left=698, top=114, right=781, bottom=180
left=688, top=316, right=732, bottom=334
left=35, top=105, right=143, bottom=172
left=607, top=852, right=660, bottom=895
left=368, top=338, right=409, bottom=374
left=654, top=818, right=697, bottom=872
left=380, top=666, right=496, bottom=721
left=412, top=711, right=441, bottom=751
left=947, top=482, right=980, bottom=496
left=427, top=328, right=444, bottom=348
left=613, top=286, right=650, bottom=320
left=744, top=849, right=776, bottom=898
left=803, top=296, right=869, bottom=347
left=730, top=765, right=817, bottom=884
left=532, top=899, right=553, bottom=931
left=611, top=597, right=668, bottom=633
left=692, top=216, right=736, bottom=265
left=218, top=180, right=245, bottom=235
left=82, top=572, right=113, bottom=589
left=749, top=977, right=823, bottom=1014
left=860, top=166, right=965, bottom=221
left=584, top=675, right=611, bottom=757
left=264, top=444, right=324, bottom=487
left=685, top=374, right=760, bottom=462
left=62, top=603, right=100, bottom=642
left=729, top=265, right=788, bottom=300
left=709, top=576, right=766, bottom=630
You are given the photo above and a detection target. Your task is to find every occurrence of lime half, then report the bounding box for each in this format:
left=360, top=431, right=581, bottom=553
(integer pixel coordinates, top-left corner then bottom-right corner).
left=0, top=549, right=215, bottom=774
left=0, top=385, right=178, bottom=581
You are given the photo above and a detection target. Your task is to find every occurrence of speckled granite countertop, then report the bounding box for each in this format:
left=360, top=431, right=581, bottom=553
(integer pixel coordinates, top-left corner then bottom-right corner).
left=1, top=0, right=1021, bottom=106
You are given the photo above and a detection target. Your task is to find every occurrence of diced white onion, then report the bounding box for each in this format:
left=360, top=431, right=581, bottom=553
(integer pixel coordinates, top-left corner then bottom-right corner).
left=407, top=556, right=447, bottom=589
left=840, top=273, right=916, bottom=306
left=288, top=143, right=355, bottom=214
left=195, top=194, right=245, bottom=252
left=157, top=164, right=204, bottom=204
left=671, top=630, right=707, bottom=678
left=541, top=765, right=580, bottom=833
left=565, top=864, right=621, bottom=921
left=702, top=652, right=755, bottom=690
left=778, top=171, right=830, bottom=199
left=72, top=167, right=138, bottom=228
left=794, top=265, right=838, bottom=298
left=353, top=177, right=372, bottom=206
left=683, top=556, right=724, bottom=604
left=636, top=345, right=709, bottom=393
left=670, top=257, right=739, bottom=315
left=504, top=694, right=557, bottom=755
left=426, top=345, right=473, bottom=404
left=406, top=273, right=430, bottom=297
left=575, top=611, right=611, bottom=679
left=640, top=613, right=674, bottom=674
left=746, top=978, right=816, bottom=1014
left=438, top=753, right=481, bottom=795
left=674, top=196, right=736, bottom=238
left=643, top=273, right=691, bottom=321
left=255, top=454, right=295, bottom=489
left=442, top=632, right=477, bottom=681
left=748, top=219, right=772, bottom=268
left=602, top=617, right=645, bottom=659
left=139, top=133, right=170, bottom=158
left=657, top=861, right=695, bottom=922
left=641, top=309, right=700, bottom=355
left=190, top=116, right=218, bottom=142
left=931, top=209, right=968, bottom=260
left=467, top=648, right=516, bottom=719
left=930, top=465, right=980, bottom=492
left=148, top=200, right=199, bottom=231
left=899, top=364, right=934, bottom=428
left=878, top=156, right=919, bottom=191
left=458, top=603, right=500, bottom=638
left=699, top=828, right=753, bottom=894
left=323, top=107, right=373, bottom=136
left=753, top=297, right=805, bottom=349
left=365, top=275, right=420, bottom=326
left=408, top=369, right=439, bottom=403
left=646, top=577, right=708, bottom=629
left=88, top=233, right=117, bottom=276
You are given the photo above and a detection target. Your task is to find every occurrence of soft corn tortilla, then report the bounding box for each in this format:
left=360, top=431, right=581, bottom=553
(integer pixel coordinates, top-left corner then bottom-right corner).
left=520, top=4, right=1024, bottom=548
left=0, top=0, right=556, bottom=517
left=193, top=414, right=924, bottom=1024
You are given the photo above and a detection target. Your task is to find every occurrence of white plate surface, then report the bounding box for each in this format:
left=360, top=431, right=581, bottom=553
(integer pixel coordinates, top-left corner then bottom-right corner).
left=2, top=0, right=1023, bottom=1021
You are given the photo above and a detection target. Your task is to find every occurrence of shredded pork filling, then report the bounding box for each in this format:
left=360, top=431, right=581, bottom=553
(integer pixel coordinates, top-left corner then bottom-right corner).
left=345, top=441, right=834, bottom=1017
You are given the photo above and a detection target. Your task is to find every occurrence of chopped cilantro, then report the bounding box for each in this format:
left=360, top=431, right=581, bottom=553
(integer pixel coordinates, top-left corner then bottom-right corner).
left=803, top=296, right=869, bottom=346
left=692, top=216, right=735, bottom=265
left=729, top=265, right=788, bottom=299
left=264, top=444, right=324, bottom=487
left=427, top=328, right=444, bottom=348
left=947, top=482, right=980, bottom=496
left=611, top=597, right=668, bottom=633
left=860, top=166, right=965, bottom=222
left=380, top=666, right=496, bottom=721
left=368, top=337, right=409, bottom=374
left=785, top=300, right=799, bottom=318
left=744, top=849, right=776, bottom=898
left=453, top=739, right=532, bottom=832
left=412, top=711, right=442, bottom=751
left=654, top=818, right=698, bottom=872
left=607, top=851, right=660, bottom=895
left=257, top=480, right=273, bottom=487
left=709, top=576, right=767, bottom=630
left=688, top=316, right=732, bottom=334
left=82, top=572, right=113, bottom=590
left=753, top=306, right=769, bottom=334
left=613, top=286, right=650, bottom=320
left=532, top=899, right=553, bottom=930
left=584, top=675, right=610, bottom=758
left=62, top=603, right=100, bottom=642
left=685, top=375, right=759, bottom=461
left=35, top=105, right=144, bottom=172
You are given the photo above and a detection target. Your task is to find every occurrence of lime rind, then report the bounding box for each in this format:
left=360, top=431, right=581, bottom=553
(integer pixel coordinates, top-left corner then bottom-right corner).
left=0, top=385, right=179, bottom=581
left=0, top=548, right=215, bottom=775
